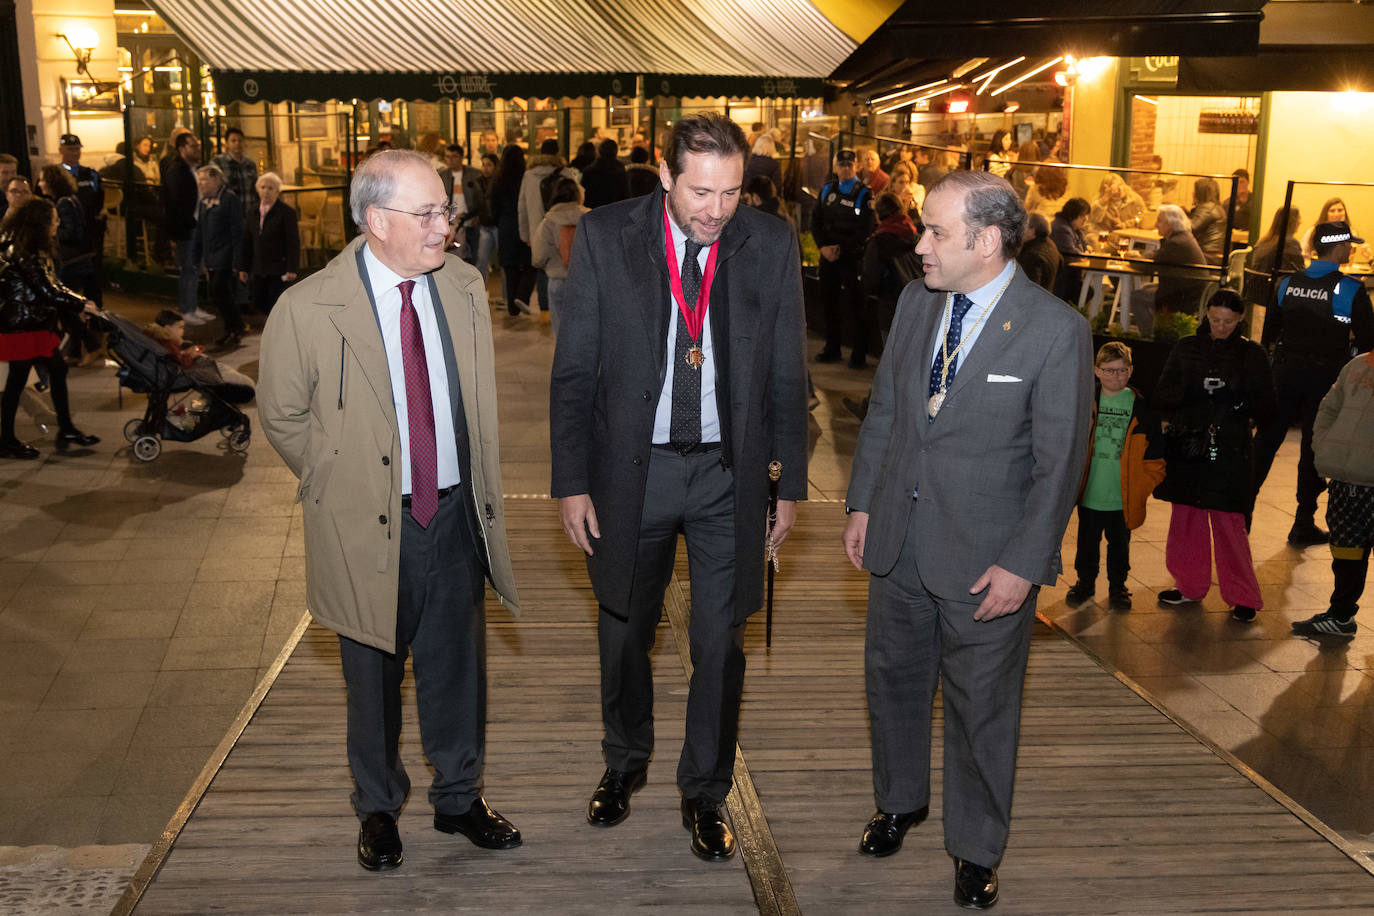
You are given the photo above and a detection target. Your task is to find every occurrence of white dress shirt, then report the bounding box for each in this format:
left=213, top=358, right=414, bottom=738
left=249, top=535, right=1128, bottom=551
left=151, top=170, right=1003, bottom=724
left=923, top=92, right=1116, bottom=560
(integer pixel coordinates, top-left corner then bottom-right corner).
left=652, top=214, right=721, bottom=445
left=362, top=244, right=461, bottom=494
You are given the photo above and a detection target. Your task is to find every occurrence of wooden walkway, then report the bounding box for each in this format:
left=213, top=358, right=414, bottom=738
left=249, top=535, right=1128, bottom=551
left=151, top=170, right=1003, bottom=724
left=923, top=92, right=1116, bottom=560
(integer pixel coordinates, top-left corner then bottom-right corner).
left=128, top=501, right=1374, bottom=914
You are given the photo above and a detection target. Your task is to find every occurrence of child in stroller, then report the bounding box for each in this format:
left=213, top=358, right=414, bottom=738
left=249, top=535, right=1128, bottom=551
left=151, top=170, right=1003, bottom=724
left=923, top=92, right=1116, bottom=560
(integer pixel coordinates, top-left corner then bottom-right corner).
left=100, top=308, right=255, bottom=461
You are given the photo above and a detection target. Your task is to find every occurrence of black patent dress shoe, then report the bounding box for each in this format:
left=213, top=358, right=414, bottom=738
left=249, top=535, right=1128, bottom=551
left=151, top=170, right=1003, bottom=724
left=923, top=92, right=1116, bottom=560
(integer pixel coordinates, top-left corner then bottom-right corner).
left=954, top=858, right=999, bottom=909
left=212, top=332, right=243, bottom=350
left=54, top=430, right=100, bottom=451
left=0, top=438, right=40, bottom=460
left=357, top=812, right=402, bottom=871
left=680, top=797, right=736, bottom=862
left=587, top=766, right=647, bottom=826
left=433, top=797, right=522, bottom=849
left=859, top=807, right=927, bottom=857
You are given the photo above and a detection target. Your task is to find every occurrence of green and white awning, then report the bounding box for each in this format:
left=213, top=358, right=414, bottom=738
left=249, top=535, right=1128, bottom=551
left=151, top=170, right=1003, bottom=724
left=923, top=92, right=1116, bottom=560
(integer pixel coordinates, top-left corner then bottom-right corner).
left=146, top=0, right=858, bottom=102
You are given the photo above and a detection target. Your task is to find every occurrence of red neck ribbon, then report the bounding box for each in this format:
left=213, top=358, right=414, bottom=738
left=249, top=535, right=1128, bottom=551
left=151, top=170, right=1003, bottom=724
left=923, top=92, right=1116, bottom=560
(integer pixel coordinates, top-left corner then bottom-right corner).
left=663, top=201, right=719, bottom=345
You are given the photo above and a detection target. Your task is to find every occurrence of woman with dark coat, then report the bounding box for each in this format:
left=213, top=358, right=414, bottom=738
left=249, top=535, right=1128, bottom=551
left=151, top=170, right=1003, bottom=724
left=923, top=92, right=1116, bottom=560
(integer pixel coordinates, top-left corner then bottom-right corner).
left=237, top=171, right=299, bottom=315
left=1050, top=196, right=1090, bottom=303
left=1188, top=176, right=1227, bottom=264
left=1153, top=290, right=1274, bottom=622
left=0, top=198, right=101, bottom=458
left=490, top=144, right=535, bottom=315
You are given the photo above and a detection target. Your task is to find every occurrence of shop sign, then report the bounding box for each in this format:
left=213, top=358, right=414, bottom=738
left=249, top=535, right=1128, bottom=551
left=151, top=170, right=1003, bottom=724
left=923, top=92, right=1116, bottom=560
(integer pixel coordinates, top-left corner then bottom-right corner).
left=1126, top=57, right=1179, bottom=86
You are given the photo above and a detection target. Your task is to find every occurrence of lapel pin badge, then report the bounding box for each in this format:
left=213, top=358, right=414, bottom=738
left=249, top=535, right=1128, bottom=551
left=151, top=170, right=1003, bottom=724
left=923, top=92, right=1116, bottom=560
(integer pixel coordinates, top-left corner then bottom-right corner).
left=1002, top=321, right=1012, bottom=331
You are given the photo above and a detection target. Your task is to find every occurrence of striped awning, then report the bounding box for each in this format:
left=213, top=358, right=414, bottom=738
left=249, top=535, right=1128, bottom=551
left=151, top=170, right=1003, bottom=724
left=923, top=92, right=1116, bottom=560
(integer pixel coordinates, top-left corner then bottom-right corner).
left=147, top=0, right=857, bottom=101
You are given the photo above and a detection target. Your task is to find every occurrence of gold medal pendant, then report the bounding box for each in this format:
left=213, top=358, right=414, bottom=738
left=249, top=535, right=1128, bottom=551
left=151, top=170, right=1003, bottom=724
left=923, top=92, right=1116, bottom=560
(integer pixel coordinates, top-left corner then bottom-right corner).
left=686, top=344, right=705, bottom=370
left=927, top=391, right=945, bottom=418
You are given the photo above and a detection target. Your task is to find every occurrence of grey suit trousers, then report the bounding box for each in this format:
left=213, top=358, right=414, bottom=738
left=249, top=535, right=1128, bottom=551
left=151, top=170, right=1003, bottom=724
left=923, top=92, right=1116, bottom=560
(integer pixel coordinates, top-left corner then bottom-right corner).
left=865, top=506, right=1038, bottom=867
left=339, top=484, right=487, bottom=820
left=598, top=446, right=744, bottom=804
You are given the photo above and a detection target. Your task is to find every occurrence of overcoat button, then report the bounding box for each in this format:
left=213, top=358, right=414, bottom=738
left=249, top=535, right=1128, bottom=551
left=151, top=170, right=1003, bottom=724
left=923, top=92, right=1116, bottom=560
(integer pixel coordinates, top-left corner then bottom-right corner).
left=632, top=456, right=642, bottom=466
left=382, top=456, right=390, bottom=465
left=642, top=390, right=651, bottom=400
left=378, top=515, right=387, bottom=525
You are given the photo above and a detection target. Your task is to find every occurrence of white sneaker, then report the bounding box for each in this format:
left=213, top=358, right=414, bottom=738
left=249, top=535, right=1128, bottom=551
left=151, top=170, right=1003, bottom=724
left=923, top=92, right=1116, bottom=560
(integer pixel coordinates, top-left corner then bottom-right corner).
left=181, top=311, right=208, bottom=326
left=191, top=308, right=217, bottom=324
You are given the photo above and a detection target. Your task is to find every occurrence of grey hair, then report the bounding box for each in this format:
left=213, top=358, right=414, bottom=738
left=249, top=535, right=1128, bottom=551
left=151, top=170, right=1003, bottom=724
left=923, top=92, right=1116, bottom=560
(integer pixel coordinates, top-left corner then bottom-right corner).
left=350, top=149, right=432, bottom=228
left=196, top=164, right=223, bottom=181
left=929, top=170, right=1027, bottom=260
left=256, top=171, right=283, bottom=192
left=1155, top=204, right=1189, bottom=236
left=751, top=135, right=776, bottom=157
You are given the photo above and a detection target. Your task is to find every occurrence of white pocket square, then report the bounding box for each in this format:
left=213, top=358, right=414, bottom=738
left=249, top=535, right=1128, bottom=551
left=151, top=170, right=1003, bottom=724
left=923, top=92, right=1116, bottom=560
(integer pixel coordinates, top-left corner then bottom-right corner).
left=987, top=374, right=1022, bottom=383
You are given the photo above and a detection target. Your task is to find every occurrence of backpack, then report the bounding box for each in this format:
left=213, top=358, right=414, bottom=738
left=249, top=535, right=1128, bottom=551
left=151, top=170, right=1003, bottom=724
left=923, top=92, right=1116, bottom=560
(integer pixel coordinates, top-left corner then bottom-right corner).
left=558, top=224, right=577, bottom=269
left=539, top=168, right=563, bottom=211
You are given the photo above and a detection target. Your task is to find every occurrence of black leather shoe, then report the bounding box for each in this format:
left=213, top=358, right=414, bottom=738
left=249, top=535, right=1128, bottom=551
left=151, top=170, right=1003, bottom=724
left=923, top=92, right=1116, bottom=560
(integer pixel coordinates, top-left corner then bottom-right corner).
left=212, top=332, right=243, bottom=350
left=680, top=797, right=735, bottom=862
left=587, top=766, right=647, bottom=826
left=815, top=348, right=842, bottom=363
left=0, top=439, right=40, bottom=460
left=54, top=430, right=100, bottom=451
left=859, top=807, right=927, bottom=857
left=434, top=798, right=521, bottom=849
left=954, top=858, right=999, bottom=909
left=357, top=812, right=402, bottom=871
left=1287, top=522, right=1329, bottom=547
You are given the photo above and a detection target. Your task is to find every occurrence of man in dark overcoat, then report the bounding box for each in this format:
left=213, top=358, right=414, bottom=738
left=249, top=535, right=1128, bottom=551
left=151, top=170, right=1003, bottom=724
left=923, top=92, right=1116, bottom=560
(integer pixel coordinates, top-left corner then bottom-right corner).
left=550, top=113, right=807, bottom=862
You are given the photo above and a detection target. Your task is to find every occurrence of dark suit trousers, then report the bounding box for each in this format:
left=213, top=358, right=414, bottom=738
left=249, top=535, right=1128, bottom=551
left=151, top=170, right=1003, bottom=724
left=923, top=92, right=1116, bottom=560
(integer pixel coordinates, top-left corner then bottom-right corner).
left=865, top=507, right=1038, bottom=867
left=338, top=485, right=487, bottom=820
left=598, top=447, right=744, bottom=804
left=819, top=253, right=867, bottom=357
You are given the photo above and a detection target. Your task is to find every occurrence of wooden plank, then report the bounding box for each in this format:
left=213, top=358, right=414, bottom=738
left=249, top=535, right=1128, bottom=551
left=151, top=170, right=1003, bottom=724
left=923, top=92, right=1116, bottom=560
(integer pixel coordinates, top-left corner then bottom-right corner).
left=132, top=502, right=1374, bottom=914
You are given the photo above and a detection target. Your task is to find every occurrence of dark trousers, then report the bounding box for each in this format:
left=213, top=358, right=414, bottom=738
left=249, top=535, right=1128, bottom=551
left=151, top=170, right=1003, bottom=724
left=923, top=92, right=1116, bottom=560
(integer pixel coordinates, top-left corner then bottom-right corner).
left=2, top=355, right=74, bottom=440
left=500, top=263, right=536, bottom=315
left=535, top=268, right=550, bottom=312
left=1073, top=505, right=1130, bottom=589
left=338, top=487, right=487, bottom=820
left=598, top=446, right=743, bottom=804
left=249, top=274, right=288, bottom=315
left=819, top=253, right=866, bottom=358
left=1254, top=363, right=1341, bottom=521
left=205, top=268, right=245, bottom=334
left=1331, top=551, right=1370, bottom=620
left=865, top=508, right=1038, bottom=868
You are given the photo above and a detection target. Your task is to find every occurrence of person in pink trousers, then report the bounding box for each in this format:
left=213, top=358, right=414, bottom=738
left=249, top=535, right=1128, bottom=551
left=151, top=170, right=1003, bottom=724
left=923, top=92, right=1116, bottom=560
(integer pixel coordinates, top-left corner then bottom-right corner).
left=1151, top=290, right=1276, bottom=621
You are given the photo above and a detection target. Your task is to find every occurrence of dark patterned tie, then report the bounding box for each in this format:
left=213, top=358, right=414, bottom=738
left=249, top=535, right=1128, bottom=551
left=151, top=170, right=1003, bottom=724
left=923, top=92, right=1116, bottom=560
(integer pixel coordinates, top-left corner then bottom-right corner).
left=669, top=239, right=704, bottom=452
left=928, top=292, right=975, bottom=401
left=399, top=280, right=438, bottom=527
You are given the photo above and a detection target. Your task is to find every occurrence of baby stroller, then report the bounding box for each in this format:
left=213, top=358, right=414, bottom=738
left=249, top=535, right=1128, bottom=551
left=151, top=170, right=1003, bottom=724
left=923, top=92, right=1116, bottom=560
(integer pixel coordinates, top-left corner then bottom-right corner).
left=98, top=310, right=255, bottom=462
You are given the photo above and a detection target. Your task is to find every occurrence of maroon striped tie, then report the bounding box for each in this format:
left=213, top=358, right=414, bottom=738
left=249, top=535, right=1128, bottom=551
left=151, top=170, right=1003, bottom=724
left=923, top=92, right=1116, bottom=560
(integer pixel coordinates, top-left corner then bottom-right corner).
left=398, top=280, right=438, bottom=528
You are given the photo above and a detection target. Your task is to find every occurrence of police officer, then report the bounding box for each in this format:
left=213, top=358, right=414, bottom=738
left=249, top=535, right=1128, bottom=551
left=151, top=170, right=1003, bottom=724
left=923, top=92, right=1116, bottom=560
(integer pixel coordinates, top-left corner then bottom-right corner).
left=1254, top=220, right=1374, bottom=545
left=58, top=134, right=105, bottom=306
left=812, top=148, right=874, bottom=368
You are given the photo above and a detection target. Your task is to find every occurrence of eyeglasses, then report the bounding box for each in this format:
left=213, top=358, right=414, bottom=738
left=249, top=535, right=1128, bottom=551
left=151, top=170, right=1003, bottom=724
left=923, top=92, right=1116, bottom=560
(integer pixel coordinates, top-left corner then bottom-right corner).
left=377, top=204, right=459, bottom=227
left=1097, top=367, right=1131, bottom=376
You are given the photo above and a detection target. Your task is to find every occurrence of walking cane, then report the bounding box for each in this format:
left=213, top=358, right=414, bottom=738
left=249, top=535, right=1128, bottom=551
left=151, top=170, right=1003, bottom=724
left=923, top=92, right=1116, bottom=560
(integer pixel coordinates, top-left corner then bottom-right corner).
left=765, top=460, right=782, bottom=647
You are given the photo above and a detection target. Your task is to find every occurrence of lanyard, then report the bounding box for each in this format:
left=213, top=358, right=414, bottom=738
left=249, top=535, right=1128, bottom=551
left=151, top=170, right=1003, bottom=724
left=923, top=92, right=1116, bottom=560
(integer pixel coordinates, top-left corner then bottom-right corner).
left=663, top=202, right=719, bottom=344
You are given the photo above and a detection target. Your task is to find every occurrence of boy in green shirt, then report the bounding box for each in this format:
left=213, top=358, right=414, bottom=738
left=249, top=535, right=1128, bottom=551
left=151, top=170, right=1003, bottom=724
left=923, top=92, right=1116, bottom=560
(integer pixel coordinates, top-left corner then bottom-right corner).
left=1067, top=342, right=1167, bottom=610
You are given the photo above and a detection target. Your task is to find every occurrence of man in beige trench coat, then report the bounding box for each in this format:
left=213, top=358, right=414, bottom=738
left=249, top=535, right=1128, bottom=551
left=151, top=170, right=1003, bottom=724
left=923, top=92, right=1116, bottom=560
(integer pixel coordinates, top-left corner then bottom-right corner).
left=259, top=150, right=521, bottom=872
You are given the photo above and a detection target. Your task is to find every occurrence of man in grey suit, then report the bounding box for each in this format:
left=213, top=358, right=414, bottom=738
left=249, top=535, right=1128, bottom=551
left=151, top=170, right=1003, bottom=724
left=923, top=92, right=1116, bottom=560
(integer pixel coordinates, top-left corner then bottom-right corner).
left=551, top=113, right=807, bottom=862
left=842, top=170, right=1092, bottom=909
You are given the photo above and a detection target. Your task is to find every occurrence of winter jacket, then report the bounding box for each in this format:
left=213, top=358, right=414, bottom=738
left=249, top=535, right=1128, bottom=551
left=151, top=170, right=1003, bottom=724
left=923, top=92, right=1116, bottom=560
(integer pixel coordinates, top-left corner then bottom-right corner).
left=1152, top=324, right=1275, bottom=513
left=192, top=189, right=244, bottom=271
left=518, top=155, right=577, bottom=244
left=1189, top=200, right=1227, bottom=262
left=1077, top=385, right=1167, bottom=529
left=531, top=202, right=588, bottom=279
left=625, top=163, right=660, bottom=199
left=580, top=155, right=629, bottom=209
left=257, top=237, right=520, bottom=653
left=0, top=247, right=85, bottom=335
left=1313, top=352, right=1374, bottom=486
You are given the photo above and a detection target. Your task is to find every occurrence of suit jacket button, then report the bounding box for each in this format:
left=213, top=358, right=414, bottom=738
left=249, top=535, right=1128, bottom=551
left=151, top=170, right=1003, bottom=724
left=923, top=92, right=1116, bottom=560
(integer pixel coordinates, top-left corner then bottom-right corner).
left=382, top=456, right=390, bottom=466
left=642, top=390, right=651, bottom=400
left=378, top=514, right=387, bottom=525
left=632, top=456, right=642, bottom=466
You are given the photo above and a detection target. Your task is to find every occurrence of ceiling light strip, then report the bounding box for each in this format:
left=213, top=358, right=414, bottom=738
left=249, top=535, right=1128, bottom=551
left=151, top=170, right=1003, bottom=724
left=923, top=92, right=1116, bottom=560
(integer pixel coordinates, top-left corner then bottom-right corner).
left=991, top=56, right=1063, bottom=96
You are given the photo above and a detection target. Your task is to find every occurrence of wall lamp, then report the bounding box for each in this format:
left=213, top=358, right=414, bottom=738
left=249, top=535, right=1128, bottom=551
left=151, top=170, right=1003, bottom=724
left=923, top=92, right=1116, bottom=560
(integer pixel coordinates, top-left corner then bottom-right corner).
left=57, top=26, right=123, bottom=100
